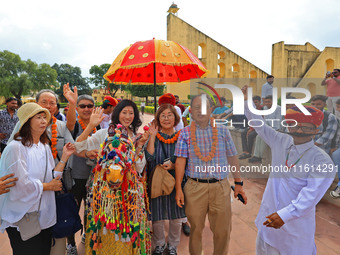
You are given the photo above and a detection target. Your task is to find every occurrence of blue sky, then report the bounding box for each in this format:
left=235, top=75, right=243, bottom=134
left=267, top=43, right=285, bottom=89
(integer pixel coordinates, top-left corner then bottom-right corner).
left=1, top=0, right=339, bottom=78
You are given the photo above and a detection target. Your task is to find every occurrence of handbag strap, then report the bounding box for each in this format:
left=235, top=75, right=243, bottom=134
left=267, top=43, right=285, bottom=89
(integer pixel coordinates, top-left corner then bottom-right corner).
left=37, top=146, right=49, bottom=212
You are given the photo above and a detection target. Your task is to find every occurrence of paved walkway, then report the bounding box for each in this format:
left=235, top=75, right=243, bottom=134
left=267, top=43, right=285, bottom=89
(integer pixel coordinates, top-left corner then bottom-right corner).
left=1, top=113, right=340, bottom=254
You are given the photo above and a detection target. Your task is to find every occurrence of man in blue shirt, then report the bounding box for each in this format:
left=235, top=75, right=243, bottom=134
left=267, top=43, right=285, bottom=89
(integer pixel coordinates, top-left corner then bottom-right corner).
left=261, top=75, right=274, bottom=103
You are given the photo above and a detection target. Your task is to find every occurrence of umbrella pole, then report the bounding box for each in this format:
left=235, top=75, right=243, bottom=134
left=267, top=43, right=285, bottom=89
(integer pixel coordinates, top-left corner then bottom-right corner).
left=154, top=62, right=157, bottom=114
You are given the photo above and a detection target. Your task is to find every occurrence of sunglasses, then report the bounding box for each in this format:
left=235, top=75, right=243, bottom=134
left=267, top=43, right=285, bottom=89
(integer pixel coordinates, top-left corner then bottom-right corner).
left=78, top=104, right=94, bottom=109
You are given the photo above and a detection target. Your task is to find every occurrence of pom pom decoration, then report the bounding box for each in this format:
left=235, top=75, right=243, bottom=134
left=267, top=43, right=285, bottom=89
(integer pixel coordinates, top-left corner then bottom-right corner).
left=84, top=124, right=151, bottom=254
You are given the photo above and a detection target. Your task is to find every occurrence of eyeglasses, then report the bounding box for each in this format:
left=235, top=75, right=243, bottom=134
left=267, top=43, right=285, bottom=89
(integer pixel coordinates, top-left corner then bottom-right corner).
left=160, top=114, right=174, bottom=120
left=288, top=125, right=315, bottom=132
left=78, top=104, right=94, bottom=109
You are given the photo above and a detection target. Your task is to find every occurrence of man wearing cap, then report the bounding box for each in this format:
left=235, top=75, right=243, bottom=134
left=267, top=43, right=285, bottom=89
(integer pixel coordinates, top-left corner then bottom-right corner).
left=242, top=86, right=335, bottom=255
left=100, top=96, right=118, bottom=129
left=0, top=97, right=19, bottom=153
left=158, top=93, right=184, bottom=131
left=175, top=94, right=247, bottom=255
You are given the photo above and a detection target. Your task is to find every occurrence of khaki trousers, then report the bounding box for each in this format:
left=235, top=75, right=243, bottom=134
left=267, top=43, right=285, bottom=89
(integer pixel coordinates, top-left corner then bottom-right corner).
left=184, top=178, right=232, bottom=255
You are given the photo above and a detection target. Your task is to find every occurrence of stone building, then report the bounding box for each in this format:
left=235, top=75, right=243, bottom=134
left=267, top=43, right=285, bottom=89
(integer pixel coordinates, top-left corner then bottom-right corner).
left=272, top=41, right=340, bottom=96
left=166, top=12, right=340, bottom=102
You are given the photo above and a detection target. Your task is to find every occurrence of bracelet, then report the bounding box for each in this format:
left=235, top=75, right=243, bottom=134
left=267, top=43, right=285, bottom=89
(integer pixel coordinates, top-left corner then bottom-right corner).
left=59, top=159, right=66, bottom=164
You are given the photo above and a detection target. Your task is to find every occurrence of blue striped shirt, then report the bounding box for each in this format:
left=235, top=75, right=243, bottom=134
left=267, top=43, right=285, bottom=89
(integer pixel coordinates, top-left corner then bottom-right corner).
left=174, top=120, right=237, bottom=179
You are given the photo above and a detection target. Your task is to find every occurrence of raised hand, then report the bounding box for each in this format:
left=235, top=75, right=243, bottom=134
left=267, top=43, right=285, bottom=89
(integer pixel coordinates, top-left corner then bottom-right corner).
left=63, top=83, right=78, bottom=105
left=148, top=120, right=158, bottom=136
left=241, top=85, right=248, bottom=101
left=89, top=107, right=105, bottom=128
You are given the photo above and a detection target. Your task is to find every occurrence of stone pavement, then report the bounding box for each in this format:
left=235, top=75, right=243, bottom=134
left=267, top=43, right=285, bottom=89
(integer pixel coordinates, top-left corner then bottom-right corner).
left=1, top=113, right=340, bottom=254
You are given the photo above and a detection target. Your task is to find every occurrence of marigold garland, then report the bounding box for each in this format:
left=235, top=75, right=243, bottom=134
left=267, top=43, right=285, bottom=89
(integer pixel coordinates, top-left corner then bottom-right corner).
left=51, top=116, right=58, bottom=159
left=190, top=118, right=218, bottom=162
left=156, top=131, right=180, bottom=144
left=78, top=117, right=96, bottom=136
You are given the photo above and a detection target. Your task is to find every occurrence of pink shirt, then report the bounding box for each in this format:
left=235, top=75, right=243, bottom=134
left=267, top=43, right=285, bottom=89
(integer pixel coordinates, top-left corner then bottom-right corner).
left=325, top=78, right=340, bottom=97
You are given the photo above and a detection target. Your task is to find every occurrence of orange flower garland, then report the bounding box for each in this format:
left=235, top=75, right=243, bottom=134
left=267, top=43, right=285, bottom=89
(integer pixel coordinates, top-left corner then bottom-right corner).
left=190, top=118, right=218, bottom=162
left=156, top=131, right=181, bottom=144
left=51, top=116, right=58, bottom=159
left=78, top=117, right=96, bottom=136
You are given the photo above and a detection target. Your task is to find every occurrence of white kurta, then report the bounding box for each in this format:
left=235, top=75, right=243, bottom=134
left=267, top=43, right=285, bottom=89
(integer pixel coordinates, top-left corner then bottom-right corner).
left=74, top=128, right=146, bottom=173
left=244, top=102, right=336, bottom=255
left=0, top=140, right=60, bottom=232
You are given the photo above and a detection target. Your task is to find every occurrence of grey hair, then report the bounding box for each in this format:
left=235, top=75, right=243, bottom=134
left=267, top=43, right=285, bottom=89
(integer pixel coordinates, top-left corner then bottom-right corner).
left=36, top=89, right=59, bottom=102
left=77, top=95, right=95, bottom=105
left=190, top=94, right=214, bottom=107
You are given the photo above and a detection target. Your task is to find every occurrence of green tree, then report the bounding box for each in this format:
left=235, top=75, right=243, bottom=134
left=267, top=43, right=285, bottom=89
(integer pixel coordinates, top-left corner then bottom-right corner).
left=127, top=84, right=165, bottom=106
left=89, top=64, right=126, bottom=96
left=52, top=63, right=91, bottom=101
left=0, top=50, right=57, bottom=99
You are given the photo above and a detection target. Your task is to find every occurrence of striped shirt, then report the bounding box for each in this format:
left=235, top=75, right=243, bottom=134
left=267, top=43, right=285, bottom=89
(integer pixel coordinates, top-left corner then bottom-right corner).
left=175, top=120, right=237, bottom=179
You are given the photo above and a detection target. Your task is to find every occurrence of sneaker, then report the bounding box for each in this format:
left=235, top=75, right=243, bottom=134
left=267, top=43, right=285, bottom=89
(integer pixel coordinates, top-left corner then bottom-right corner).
left=81, top=233, right=86, bottom=244
left=66, top=244, right=78, bottom=255
left=248, top=156, right=262, bottom=163
left=168, top=244, right=177, bottom=255
left=330, top=186, right=340, bottom=198
left=239, top=153, right=251, bottom=160
left=153, top=243, right=166, bottom=255
left=182, top=222, right=190, bottom=236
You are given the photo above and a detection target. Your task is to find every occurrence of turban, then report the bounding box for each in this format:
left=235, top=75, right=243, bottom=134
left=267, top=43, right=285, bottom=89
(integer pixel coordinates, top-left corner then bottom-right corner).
left=103, top=96, right=118, bottom=107
left=285, top=106, right=324, bottom=127
left=158, top=93, right=176, bottom=106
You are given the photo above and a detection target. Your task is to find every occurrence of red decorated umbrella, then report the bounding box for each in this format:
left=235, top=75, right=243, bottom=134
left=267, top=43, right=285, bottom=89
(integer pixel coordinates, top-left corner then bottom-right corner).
left=104, top=38, right=208, bottom=112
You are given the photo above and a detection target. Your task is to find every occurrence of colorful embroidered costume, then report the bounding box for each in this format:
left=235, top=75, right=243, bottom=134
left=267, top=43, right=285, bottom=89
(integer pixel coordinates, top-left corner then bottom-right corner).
left=85, top=124, right=151, bottom=255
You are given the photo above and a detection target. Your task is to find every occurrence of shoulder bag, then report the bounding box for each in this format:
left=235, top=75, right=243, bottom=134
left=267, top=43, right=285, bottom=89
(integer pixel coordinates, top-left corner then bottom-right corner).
left=16, top=147, right=48, bottom=241
left=150, top=138, right=176, bottom=199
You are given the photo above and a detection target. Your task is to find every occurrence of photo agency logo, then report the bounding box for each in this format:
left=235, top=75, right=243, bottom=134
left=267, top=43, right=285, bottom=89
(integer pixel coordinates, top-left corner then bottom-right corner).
left=190, top=78, right=314, bottom=129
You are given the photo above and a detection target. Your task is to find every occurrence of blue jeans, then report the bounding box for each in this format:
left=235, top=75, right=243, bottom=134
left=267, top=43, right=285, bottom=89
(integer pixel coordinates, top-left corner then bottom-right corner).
left=331, top=148, right=340, bottom=186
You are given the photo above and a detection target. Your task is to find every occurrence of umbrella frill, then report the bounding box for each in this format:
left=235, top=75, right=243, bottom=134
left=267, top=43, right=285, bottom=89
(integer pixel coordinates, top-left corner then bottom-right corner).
left=104, top=39, right=207, bottom=85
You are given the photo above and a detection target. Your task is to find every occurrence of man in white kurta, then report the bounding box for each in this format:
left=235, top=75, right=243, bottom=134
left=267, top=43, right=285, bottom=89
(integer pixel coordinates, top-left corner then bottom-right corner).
left=242, top=86, right=335, bottom=255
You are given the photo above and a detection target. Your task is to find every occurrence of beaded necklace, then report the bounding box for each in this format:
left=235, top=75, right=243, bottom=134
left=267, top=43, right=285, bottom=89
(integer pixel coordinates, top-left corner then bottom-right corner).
left=50, top=116, right=58, bottom=159
left=190, top=118, right=218, bottom=162
left=156, top=131, right=180, bottom=144
left=78, top=117, right=96, bottom=136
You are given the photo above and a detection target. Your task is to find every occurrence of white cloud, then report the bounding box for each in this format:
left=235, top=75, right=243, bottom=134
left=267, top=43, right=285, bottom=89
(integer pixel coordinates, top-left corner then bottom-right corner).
left=1, top=0, right=339, bottom=78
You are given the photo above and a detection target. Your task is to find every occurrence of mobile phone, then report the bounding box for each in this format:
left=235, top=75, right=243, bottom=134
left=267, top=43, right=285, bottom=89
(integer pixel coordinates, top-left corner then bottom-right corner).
left=231, top=185, right=245, bottom=204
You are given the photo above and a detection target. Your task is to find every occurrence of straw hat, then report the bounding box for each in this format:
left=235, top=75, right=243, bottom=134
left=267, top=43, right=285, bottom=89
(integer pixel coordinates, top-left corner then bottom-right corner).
left=17, top=103, right=51, bottom=130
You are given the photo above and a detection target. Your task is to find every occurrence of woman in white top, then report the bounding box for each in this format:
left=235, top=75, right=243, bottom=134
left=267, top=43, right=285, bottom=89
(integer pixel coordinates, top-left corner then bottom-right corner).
left=75, top=100, right=150, bottom=254
left=0, top=103, right=75, bottom=255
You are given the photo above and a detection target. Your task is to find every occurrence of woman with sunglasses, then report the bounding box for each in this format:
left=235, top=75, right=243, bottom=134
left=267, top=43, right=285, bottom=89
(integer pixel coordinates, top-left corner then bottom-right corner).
left=74, top=99, right=150, bottom=254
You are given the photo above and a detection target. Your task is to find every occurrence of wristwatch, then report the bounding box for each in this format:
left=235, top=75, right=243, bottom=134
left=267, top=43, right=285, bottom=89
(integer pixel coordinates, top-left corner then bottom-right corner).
left=234, top=181, right=243, bottom=186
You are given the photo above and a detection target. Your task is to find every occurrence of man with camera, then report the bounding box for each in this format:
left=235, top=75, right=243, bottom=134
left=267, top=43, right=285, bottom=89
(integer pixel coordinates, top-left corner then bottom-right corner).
left=321, top=69, right=340, bottom=117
